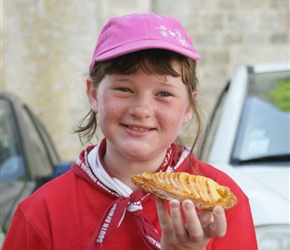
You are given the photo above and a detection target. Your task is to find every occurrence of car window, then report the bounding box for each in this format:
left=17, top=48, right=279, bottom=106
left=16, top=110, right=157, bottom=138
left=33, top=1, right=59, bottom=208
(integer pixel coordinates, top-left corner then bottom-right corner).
left=197, top=85, right=229, bottom=161
left=20, top=106, right=54, bottom=177
left=0, top=99, right=25, bottom=181
left=232, top=70, right=290, bottom=162
left=25, top=107, right=60, bottom=166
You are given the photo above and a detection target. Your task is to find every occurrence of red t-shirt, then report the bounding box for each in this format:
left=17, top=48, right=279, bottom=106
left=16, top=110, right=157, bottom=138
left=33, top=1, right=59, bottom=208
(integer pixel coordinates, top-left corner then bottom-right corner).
left=2, top=148, right=258, bottom=250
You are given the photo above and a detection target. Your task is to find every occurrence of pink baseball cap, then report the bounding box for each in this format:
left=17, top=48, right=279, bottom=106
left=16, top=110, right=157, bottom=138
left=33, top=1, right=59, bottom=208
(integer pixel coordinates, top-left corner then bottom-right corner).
left=89, top=12, right=200, bottom=70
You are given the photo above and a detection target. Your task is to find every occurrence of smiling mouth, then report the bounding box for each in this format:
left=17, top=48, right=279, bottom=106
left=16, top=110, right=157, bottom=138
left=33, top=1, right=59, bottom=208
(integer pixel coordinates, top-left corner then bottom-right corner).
left=127, top=126, right=152, bottom=132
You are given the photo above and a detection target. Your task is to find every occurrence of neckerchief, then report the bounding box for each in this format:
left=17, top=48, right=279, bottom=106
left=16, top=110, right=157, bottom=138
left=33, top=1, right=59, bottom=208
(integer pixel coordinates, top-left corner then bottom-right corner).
left=72, top=139, right=191, bottom=250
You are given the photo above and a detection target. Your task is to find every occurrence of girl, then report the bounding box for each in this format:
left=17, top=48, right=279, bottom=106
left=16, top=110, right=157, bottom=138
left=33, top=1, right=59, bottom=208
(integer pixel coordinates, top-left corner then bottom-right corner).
left=2, top=12, right=258, bottom=250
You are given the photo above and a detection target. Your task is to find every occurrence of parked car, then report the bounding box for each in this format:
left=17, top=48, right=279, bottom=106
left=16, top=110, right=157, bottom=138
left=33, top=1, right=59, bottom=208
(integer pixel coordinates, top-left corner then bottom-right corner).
left=0, top=92, right=72, bottom=245
left=197, top=62, right=290, bottom=250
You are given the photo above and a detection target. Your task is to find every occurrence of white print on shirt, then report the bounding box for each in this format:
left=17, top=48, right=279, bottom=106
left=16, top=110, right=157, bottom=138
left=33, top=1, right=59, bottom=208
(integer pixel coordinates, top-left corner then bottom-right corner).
left=96, top=202, right=117, bottom=243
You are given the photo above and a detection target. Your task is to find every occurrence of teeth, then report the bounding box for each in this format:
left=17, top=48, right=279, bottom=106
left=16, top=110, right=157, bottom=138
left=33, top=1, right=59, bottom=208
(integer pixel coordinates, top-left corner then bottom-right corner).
left=129, top=126, right=150, bottom=131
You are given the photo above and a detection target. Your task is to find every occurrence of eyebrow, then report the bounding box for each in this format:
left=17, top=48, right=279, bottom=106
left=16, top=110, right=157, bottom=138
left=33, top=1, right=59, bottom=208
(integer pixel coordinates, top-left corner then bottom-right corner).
left=112, top=75, right=181, bottom=89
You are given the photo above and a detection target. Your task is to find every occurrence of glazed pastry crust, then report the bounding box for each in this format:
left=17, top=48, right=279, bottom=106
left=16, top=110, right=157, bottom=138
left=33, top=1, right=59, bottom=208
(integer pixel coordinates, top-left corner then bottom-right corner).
left=131, top=172, right=237, bottom=210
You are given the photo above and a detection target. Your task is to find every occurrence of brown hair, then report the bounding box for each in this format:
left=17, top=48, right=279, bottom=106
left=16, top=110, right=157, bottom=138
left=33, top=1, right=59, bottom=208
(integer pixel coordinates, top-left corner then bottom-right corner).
left=75, top=49, right=202, bottom=153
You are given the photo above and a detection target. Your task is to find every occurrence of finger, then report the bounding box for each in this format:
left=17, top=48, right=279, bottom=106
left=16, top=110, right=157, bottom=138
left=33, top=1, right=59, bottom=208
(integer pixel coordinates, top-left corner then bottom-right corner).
left=181, top=200, right=204, bottom=242
left=207, top=206, right=227, bottom=238
left=198, top=210, right=214, bottom=226
left=169, top=199, right=186, bottom=239
left=156, top=197, right=172, bottom=235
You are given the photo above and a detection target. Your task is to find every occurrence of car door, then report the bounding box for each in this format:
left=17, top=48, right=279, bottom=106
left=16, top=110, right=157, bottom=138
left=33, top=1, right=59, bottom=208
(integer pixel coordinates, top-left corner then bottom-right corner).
left=0, top=93, right=60, bottom=231
left=0, top=97, right=35, bottom=232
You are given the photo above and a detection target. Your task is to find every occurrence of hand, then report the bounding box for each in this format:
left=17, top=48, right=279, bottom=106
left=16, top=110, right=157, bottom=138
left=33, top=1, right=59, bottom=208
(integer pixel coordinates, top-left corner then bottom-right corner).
left=156, top=197, right=227, bottom=250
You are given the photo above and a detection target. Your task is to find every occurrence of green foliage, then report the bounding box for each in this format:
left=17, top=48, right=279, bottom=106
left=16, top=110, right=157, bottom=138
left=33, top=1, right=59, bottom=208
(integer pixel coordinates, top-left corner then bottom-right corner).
left=267, top=76, right=290, bottom=111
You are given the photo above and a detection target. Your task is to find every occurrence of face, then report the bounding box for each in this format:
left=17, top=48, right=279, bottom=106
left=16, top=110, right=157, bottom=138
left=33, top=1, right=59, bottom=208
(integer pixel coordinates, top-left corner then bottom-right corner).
left=87, top=67, right=194, bottom=164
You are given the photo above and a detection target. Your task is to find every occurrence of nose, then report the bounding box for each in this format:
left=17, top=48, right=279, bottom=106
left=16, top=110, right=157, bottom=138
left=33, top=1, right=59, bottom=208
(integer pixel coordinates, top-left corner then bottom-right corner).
left=128, top=95, right=153, bottom=118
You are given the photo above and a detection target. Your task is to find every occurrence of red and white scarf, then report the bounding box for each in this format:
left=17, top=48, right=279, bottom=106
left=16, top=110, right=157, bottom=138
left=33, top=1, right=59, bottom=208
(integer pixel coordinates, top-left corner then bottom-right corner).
left=72, top=139, right=191, bottom=250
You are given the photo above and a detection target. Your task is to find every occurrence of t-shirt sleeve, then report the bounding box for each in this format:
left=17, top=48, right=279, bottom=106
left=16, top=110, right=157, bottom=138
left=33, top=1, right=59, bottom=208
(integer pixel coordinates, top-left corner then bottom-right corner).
left=207, top=199, right=258, bottom=249
left=2, top=205, right=50, bottom=250
left=191, top=159, right=258, bottom=249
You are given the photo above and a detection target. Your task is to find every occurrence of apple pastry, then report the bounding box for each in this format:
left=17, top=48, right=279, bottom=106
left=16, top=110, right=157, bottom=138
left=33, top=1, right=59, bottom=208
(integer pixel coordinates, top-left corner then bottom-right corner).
left=131, top=172, right=237, bottom=210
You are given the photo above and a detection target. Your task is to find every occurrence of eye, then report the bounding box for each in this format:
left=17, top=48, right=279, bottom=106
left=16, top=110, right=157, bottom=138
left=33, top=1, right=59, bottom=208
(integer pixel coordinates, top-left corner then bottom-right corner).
left=158, top=92, right=172, bottom=97
left=116, top=87, right=132, bottom=93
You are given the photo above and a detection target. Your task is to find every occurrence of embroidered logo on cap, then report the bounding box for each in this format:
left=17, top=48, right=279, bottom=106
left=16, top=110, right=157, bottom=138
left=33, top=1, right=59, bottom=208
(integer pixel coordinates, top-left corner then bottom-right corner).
left=155, top=25, right=189, bottom=47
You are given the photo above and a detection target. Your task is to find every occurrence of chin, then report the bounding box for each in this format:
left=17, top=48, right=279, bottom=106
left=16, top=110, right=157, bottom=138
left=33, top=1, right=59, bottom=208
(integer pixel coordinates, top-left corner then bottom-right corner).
left=121, top=146, right=159, bottom=161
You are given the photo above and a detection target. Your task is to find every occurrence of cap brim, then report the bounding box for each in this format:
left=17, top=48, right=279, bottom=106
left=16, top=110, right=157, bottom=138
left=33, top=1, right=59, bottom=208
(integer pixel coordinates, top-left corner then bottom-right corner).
left=94, top=40, right=201, bottom=62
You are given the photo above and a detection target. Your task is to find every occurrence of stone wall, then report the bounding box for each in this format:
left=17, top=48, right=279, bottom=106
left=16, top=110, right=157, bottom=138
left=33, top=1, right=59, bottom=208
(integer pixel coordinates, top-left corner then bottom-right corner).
left=2, top=0, right=289, bottom=161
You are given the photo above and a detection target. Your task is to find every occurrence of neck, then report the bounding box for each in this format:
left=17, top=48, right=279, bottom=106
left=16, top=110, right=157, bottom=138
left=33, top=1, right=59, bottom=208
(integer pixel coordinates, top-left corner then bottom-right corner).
left=103, top=148, right=167, bottom=191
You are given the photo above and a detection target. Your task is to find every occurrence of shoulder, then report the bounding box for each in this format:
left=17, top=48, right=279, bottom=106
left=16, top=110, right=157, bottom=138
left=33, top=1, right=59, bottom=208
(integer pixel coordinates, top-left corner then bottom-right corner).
left=182, top=156, right=257, bottom=247
left=188, top=157, right=249, bottom=204
left=192, top=159, right=234, bottom=184
left=19, top=170, right=83, bottom=215
left=19, top=167, right=111, bottom=217
left=19, top=171, right=65, bottom=207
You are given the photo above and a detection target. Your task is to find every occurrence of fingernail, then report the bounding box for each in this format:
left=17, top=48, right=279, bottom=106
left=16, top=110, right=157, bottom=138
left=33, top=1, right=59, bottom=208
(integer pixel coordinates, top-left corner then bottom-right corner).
left=170, top=199, right=180, bottom=208
left=214, top=206, right=223, bottom=215
left=183, top=200, right=193, bottom=211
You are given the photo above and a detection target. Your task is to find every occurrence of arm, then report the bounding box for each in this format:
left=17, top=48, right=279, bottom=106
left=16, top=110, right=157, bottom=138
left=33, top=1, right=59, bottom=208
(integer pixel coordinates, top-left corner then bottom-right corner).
left=2, top=206, right=50, bottom=250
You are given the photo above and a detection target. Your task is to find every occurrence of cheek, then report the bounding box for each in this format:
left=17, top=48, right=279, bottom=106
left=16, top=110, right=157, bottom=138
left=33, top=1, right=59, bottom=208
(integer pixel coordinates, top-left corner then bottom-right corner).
left=97, top=97, right=123, bottom=126
left=159, top=106, right=187, bottom=131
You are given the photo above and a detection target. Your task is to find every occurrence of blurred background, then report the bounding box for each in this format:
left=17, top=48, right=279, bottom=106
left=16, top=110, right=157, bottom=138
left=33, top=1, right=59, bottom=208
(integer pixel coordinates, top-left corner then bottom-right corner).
left=1, top=0, right=289, bottom=161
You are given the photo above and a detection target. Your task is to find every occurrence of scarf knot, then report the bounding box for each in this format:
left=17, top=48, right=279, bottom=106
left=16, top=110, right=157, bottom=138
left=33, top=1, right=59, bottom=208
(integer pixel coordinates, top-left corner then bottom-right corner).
left=128, top=201, right=143, bottom=213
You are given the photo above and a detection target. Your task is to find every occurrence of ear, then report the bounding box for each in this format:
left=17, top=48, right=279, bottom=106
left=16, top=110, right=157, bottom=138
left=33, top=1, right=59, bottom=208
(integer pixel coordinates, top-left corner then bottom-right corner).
left=182, top=91, right=198, bottom=124
left=86, top=77, right=98, bottom=113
